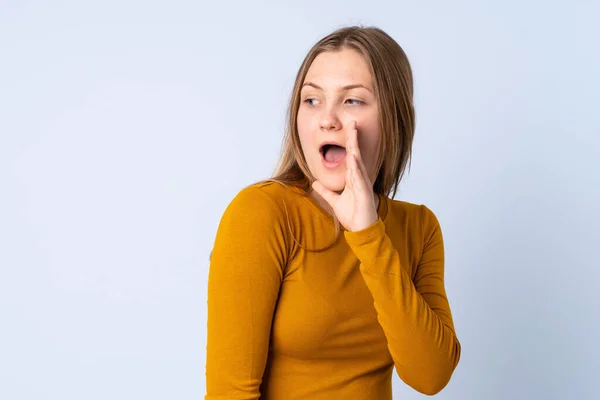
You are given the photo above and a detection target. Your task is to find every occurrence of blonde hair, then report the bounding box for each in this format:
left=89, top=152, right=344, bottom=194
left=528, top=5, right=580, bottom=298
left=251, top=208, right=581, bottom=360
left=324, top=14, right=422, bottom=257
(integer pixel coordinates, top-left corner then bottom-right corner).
left=250, top=25, right=416, bottom=252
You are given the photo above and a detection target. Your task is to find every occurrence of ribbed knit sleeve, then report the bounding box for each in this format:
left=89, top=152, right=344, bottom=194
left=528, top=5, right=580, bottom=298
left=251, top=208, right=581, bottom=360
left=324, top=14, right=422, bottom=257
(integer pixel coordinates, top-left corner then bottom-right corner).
left=205, top=186, right=288, bottom=399
left=344, top=205, right=461, bottom=395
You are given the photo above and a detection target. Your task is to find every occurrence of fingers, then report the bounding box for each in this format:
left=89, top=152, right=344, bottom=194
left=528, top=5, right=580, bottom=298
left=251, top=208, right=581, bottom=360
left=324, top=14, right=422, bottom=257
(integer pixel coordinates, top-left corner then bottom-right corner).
left=349, top=151, right=369, bottom=193
left=346, top=156, right=354, bottom=191
left=347, top=121, right=372, bottom=187
left=346, top=120, right=359, bottom=161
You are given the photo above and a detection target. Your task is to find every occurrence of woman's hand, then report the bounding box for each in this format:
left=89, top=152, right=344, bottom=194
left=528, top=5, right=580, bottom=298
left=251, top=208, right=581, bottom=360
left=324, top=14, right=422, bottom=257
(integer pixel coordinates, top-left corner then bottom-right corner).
left=312, top=120, right=379, bottom=232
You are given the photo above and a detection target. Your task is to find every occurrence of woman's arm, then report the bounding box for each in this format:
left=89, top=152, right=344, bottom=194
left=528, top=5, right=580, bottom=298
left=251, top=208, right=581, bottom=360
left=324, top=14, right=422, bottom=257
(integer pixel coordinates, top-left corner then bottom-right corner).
left=205, top=186, right=288, bottom=400
left=344, top=205, right=461, bottom=396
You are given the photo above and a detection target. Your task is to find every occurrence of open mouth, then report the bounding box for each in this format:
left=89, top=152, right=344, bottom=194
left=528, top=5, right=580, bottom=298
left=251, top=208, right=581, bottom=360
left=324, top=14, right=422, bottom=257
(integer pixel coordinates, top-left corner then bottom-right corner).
left=320, top=144, right=347, bottom=163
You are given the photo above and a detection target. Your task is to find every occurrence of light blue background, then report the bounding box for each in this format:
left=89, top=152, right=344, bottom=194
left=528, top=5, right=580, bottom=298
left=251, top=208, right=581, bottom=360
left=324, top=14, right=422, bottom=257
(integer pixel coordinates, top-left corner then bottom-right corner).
left=1, top=1, right=599, bottom=399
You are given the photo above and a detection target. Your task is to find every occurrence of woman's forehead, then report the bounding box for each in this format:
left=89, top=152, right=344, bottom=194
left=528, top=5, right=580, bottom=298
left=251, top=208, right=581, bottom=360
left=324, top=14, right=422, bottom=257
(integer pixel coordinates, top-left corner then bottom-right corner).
left=304, top=49, right=373, bottom=89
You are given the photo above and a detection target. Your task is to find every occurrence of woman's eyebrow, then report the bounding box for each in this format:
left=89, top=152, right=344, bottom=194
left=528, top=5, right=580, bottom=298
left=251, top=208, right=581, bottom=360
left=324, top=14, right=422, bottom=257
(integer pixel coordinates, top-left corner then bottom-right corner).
left=302, top=81, right=373, bottom=93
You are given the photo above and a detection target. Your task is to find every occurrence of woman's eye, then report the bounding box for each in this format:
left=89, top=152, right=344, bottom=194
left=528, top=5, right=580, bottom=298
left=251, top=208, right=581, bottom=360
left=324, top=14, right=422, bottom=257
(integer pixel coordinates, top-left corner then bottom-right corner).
left=346, top=98, right=364, bottom=105
left=303, top=98, right=364, bottom=106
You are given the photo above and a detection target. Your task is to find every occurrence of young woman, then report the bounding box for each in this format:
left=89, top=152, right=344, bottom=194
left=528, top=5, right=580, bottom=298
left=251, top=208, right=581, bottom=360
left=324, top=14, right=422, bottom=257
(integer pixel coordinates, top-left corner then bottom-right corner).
left=205, top=26, right=461, bottom=399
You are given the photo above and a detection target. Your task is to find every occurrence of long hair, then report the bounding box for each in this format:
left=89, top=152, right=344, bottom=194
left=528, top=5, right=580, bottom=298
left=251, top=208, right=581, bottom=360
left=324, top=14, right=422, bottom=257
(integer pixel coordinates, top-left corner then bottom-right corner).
left=253, top=25, right=416, bottom=251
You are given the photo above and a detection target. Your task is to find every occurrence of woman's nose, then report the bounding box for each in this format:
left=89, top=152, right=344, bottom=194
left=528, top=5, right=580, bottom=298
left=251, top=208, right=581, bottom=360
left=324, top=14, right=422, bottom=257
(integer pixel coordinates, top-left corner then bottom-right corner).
left=319, top=105, right=342, bottom=131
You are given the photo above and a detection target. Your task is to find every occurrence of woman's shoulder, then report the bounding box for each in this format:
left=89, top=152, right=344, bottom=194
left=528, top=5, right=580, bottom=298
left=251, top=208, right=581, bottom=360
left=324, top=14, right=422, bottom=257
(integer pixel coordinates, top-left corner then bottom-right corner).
left=211, top=181, right=295, bottom=263
left=223, top=180, right=304, bottom=222
left=386, top=197, right=442, bottom=230
left=233, top=180, right=303, bottom=204
left=246, top=179, right=304, bottom=199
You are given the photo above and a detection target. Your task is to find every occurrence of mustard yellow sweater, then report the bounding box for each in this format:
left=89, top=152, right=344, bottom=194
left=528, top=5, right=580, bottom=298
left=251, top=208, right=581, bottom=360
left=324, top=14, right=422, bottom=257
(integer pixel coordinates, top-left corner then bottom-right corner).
left=206, top=181, right=461, bottom=399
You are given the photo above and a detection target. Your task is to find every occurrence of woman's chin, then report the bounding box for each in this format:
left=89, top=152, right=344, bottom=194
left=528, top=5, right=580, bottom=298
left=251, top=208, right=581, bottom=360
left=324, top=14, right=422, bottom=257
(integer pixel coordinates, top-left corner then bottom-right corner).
left=316, top=176, right=345, bottom=193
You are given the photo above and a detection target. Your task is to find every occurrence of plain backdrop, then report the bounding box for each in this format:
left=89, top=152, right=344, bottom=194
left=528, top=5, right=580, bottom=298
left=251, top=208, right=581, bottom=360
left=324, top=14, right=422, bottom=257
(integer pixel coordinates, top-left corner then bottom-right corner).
left=1, top=1, right=599, bottom=399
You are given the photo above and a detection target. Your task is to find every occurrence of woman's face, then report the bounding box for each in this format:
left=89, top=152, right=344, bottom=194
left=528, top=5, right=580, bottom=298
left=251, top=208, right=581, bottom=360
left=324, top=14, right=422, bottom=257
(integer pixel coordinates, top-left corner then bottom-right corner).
left=297, top=48, right=381, bottom=193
